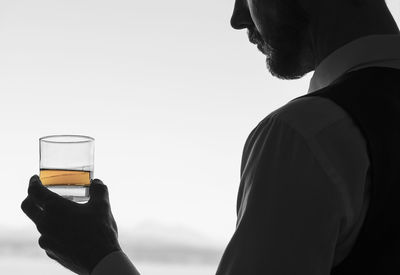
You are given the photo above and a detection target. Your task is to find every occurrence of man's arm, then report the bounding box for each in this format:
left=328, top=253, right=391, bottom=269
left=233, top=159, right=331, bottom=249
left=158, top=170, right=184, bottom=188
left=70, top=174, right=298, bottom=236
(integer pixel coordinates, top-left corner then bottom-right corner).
left=216, top=116, right=343, bottom=274
left=21, top=115, right=345, bottom=275
left=91, top=251, right=140, bottom=275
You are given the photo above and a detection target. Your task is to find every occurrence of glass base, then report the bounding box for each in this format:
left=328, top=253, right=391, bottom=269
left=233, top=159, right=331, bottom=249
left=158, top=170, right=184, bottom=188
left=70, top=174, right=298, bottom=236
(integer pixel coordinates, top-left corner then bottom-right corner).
left=46, top=185, right=90, bottom=203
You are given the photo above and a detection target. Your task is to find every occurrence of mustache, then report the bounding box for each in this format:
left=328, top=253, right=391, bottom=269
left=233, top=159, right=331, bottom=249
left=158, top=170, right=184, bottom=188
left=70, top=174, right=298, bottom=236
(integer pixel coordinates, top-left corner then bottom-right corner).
left=247, top=28, right=263, bottom=45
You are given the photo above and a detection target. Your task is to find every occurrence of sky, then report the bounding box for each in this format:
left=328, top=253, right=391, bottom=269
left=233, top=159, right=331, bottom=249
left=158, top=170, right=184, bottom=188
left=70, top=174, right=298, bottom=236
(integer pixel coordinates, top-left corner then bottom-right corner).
left=0, top=0, right=399, bottom=246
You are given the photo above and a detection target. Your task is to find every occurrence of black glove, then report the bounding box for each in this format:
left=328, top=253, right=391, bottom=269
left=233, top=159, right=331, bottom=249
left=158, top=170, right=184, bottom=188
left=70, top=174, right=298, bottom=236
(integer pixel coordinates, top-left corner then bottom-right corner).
left=21, top=175, right=121, bottom=275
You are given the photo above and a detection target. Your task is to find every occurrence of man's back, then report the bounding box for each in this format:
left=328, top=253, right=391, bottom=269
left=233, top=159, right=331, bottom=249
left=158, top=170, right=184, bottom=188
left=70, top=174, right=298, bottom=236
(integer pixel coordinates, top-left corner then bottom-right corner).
left=216, top=80, right=372, bottom=274
left=271, top=94, right=371, bottom=269
left=302, top=67, right=400, bottom=274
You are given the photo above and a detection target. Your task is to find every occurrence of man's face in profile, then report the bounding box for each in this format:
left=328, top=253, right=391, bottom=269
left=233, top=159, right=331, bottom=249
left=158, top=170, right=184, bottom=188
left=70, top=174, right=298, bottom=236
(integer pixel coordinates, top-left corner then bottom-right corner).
left=231, top=0, right=313, bottom=80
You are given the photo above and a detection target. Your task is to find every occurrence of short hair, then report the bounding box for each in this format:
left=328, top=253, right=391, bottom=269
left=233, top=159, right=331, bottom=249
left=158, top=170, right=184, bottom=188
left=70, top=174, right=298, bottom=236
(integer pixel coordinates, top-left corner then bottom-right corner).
left=351, top=0, right=386, bottom=5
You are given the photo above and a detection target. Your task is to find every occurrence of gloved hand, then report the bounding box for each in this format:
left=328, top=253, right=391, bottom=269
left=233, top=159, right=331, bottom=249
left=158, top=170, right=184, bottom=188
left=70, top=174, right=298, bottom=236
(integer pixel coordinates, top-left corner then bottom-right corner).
left=21, top=175, right=121, bottom=275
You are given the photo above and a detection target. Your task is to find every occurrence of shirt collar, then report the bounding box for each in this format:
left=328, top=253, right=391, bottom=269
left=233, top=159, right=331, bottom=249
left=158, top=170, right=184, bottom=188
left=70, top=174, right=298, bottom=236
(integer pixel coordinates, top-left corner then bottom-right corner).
left=308, top=34, right=400, bottom=94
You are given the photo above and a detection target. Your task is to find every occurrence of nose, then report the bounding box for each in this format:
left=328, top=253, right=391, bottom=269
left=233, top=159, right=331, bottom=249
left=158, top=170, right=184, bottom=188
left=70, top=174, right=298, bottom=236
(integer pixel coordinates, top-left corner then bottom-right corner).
left=230, top=0, right=253, bottom=30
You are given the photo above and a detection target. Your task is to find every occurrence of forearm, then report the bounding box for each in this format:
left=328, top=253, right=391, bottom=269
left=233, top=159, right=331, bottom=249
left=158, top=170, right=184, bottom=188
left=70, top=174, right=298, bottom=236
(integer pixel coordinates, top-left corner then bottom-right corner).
left=91, top=251, right=141, bottom=275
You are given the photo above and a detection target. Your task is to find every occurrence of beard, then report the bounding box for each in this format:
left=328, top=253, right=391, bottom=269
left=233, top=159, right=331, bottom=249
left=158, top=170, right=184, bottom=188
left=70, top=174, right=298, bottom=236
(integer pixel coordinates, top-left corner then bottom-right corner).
left=257, top=0, right=314, bottom=80
left=262, top=23, right=313, bottom=80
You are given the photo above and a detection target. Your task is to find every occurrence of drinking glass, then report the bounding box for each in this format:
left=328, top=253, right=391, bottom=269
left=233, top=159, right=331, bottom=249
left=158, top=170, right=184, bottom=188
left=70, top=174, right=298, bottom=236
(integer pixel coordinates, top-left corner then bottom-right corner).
left=39, top=135, right=95, bottom=203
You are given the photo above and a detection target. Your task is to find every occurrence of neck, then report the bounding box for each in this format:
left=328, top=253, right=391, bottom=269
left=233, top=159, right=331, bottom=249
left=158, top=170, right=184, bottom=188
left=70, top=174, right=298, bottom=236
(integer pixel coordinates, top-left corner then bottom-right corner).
left=308, top=1, right=400, bottom=69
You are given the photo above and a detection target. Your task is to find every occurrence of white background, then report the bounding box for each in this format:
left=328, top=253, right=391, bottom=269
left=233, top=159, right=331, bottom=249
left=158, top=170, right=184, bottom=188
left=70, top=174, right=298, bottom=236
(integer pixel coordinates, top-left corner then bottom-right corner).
left=0, top=0, right=399, bottom=246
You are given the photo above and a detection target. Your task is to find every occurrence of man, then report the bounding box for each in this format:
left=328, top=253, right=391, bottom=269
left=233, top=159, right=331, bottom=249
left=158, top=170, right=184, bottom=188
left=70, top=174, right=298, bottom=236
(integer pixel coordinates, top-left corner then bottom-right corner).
left=21, top=0, right=400, bottom=274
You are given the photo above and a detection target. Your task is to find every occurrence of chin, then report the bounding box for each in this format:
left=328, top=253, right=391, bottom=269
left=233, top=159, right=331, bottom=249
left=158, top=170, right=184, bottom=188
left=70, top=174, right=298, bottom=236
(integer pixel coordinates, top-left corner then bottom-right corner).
left=266, top=53, right=308, bottom=80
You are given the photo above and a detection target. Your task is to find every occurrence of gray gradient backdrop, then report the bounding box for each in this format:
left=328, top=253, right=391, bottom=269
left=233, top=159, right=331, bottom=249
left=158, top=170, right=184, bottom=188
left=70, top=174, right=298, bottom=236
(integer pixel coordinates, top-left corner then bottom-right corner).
left=1, top=0, right=399, bottom=246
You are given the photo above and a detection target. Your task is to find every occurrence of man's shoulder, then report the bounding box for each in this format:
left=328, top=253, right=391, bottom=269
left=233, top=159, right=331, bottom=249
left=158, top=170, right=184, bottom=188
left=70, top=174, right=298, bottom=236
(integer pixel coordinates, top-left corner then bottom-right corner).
left=260, top=95, right=350, bottom=140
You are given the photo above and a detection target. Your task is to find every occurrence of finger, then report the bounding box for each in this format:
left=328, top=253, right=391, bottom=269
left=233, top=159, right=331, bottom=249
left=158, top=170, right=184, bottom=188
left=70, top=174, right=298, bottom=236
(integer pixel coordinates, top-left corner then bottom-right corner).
left=112, top=218, right=118, bottom=236
left=46, top=249, right=83, bottom=275
left=38, top=235, right=50, bottom=250
left=21, top=197, right=45, bottom=225
left=45, top=249, right=63, bottom=264
left=89, top=179, right=110, bottom=205
left=28, top=175, right=61, bottom=202
left=46, top=250, right=58, bottom=260
left=39, top=235, right=61, bottom=251
left=42, top=238, right=64, bottom=263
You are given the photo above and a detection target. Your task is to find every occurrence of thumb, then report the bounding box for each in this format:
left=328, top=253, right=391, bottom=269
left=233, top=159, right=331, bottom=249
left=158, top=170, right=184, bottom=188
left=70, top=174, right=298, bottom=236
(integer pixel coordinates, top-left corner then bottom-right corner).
left=89, top=179, right=109, bottom=205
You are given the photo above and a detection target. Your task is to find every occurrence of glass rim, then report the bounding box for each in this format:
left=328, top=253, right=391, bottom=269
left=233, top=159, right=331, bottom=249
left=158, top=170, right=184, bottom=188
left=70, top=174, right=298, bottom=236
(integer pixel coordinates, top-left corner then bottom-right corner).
left=39, top=135, right=95, bottom=144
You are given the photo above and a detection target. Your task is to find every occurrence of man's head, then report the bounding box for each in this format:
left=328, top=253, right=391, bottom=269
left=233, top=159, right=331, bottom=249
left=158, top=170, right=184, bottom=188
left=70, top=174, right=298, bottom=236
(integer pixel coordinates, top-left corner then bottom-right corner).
left=231, top=0, right=399, bottom=80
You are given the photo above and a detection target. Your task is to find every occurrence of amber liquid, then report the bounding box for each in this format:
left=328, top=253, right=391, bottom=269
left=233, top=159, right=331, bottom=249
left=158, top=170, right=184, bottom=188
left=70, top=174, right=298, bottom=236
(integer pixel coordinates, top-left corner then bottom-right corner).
left=40, top=169, right=92, bottom=187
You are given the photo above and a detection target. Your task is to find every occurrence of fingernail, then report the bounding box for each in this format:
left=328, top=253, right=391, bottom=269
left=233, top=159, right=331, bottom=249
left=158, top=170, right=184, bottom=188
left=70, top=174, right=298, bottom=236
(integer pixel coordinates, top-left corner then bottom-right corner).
left=30, top=175, right=39, bottom=185
left=91, top=178, right=104, bottom=185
